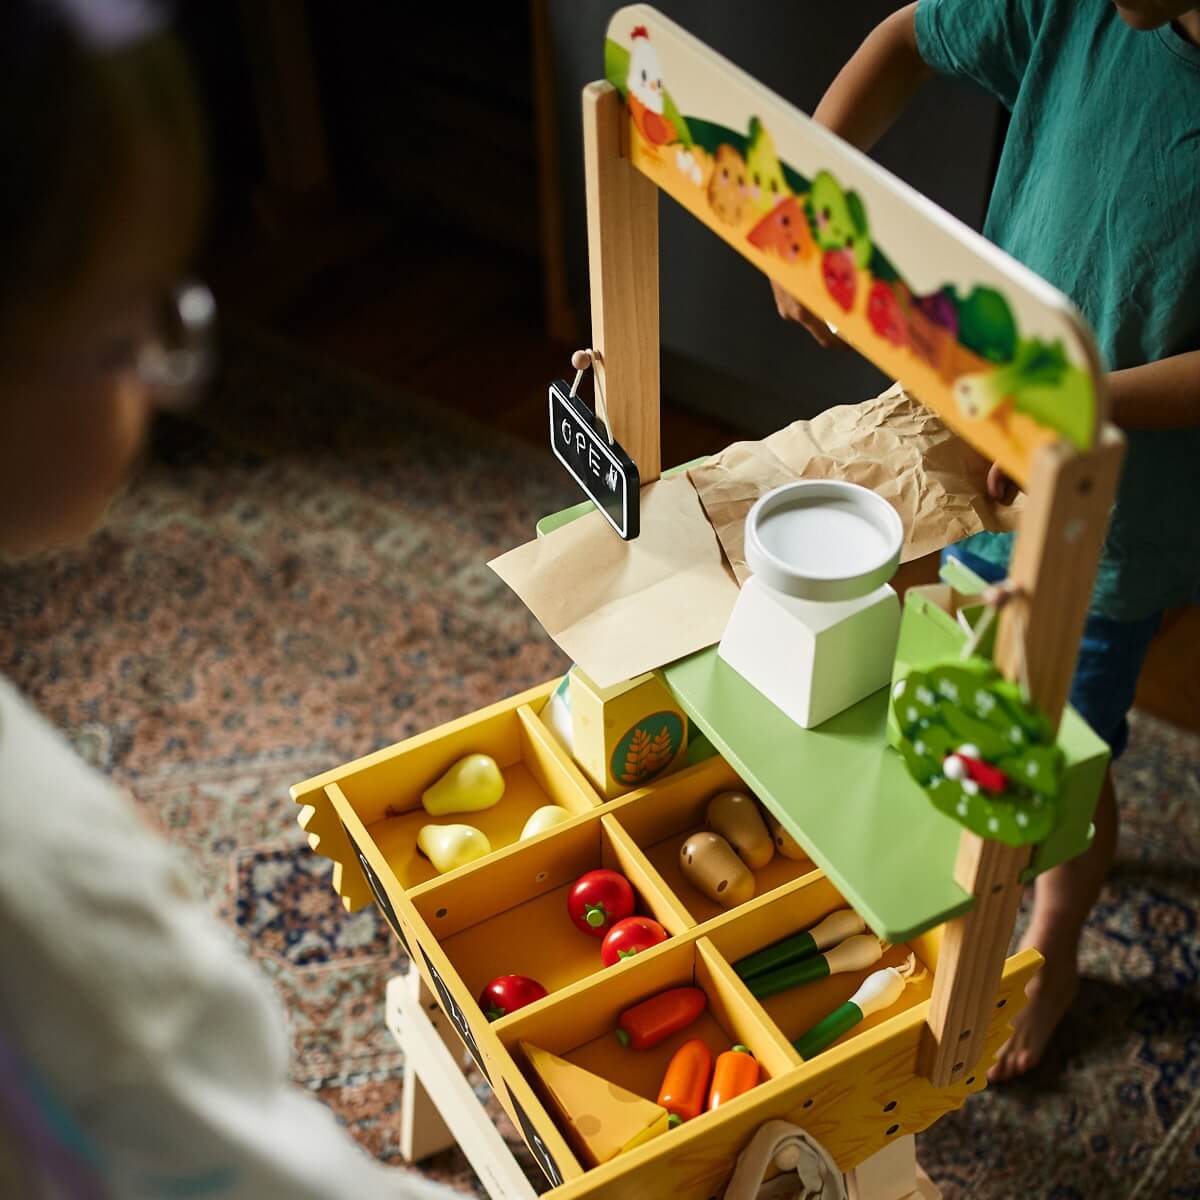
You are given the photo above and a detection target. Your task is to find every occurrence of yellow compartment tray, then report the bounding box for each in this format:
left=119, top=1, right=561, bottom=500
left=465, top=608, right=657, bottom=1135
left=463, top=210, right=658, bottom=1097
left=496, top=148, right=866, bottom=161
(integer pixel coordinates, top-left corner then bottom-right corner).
left=293, top=676, right=1040, bottom=1199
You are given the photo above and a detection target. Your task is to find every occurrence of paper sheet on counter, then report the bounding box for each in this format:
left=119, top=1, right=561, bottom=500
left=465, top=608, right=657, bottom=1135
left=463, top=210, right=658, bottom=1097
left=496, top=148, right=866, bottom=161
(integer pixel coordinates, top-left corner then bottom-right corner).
left=689, top=383, right=1023, bottom=584
left=488, top=473, right=740, bottom=689
left=490, top=384, right=1021, bottom=687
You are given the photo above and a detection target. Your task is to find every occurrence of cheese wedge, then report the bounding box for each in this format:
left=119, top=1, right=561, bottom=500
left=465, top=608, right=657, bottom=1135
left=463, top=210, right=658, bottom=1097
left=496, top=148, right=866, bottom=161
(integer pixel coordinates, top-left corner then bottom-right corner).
left=521, top=1041, right=669, bottom=1166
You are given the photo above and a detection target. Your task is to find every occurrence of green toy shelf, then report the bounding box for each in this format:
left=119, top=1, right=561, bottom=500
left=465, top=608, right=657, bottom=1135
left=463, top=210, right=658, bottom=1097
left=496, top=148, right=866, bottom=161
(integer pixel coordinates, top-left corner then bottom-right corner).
left=663, top=646, right=963, bottom=943
left=536, top=497, right=1109, bottom=945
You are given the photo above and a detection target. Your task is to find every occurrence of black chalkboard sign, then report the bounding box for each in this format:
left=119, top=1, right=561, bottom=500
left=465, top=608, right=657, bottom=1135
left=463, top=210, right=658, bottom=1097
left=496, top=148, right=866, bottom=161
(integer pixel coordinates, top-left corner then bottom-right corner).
left=505, top=1081, right=565, bottom=1188
left=342, top=822, right=411, bottom=957
left=419, top=945, right=491, bottom=1086
left=549, top=380, right=640, bottom=540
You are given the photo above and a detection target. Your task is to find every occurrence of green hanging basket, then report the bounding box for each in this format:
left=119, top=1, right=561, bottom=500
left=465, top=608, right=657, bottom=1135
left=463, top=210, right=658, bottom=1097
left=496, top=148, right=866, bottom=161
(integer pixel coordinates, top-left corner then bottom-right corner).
left=891, top=658, right=1064, bottom=846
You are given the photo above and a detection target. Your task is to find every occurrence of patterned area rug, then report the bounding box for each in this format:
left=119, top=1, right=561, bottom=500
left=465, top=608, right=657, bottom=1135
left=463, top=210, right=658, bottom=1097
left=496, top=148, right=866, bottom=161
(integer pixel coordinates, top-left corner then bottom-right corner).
left=1, top=327, right=1197, bottom=1198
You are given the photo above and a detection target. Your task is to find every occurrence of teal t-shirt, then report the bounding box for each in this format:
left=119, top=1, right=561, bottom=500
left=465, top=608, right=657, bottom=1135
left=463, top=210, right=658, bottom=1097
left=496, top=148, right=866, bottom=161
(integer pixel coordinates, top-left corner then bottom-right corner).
left=916, top=0, right=1200, bottom=620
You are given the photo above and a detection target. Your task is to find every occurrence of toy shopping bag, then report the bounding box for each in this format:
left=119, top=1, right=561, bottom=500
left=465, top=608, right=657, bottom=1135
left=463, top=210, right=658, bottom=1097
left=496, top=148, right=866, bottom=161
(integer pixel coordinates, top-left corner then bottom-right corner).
left=723, top=1120, right=846, bottom=1200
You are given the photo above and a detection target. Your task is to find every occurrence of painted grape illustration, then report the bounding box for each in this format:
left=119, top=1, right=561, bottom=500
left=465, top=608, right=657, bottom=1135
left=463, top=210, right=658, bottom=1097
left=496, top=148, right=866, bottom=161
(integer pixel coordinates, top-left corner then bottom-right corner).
left=891, top=660, right=1063, bottom=846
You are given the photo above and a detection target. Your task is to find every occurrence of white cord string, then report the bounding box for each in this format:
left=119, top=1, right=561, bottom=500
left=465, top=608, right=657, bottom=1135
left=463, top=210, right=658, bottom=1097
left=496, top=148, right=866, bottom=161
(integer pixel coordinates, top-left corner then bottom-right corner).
left=960, top=603, right=997, bottom=662
left=960, top=580, right=1032, bottom=700
left=568, top=348, right=614, bottom=445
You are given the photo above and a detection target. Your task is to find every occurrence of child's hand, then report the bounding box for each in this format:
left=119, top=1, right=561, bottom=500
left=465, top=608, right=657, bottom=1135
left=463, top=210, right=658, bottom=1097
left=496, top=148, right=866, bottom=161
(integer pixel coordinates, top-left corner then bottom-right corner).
left=987, top=462, right=1018, bottom=505
left=770, top=280, right=847, bottom=350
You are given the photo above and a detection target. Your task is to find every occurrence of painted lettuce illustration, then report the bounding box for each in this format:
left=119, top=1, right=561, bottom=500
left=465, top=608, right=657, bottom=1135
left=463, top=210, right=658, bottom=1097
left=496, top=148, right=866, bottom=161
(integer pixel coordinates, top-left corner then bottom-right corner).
left=954, top=335, right=1095, bottom=447
left=891, top=660, right=1064, bottom=846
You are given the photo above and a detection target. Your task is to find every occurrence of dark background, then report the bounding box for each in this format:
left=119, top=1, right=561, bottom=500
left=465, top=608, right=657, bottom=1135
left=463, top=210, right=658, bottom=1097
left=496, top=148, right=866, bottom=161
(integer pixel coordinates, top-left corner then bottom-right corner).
left=181, top=2, right=1003, bottom=444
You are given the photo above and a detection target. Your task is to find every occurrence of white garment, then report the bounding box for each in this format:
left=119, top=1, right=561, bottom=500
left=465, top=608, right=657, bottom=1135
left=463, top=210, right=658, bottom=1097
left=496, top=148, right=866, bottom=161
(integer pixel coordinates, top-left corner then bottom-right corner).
left=0, top=676, right=455, bottom=1199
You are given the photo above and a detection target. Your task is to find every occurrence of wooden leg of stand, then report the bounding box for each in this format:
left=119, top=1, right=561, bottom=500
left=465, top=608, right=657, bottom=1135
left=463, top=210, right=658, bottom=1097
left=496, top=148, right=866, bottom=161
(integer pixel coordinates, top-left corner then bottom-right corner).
left=393, top=971, right=458, bottom=1161
left=846, top=1137, right=943, bottom=1200
left=386, top=974, right=538, bottom=1199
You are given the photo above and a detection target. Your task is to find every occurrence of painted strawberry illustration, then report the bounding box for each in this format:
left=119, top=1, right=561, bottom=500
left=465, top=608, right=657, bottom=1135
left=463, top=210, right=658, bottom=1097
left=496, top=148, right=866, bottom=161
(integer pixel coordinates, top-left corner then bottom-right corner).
left=867, top=281, right=908, bottom=345
left=821, top=248, right=856, bottom=312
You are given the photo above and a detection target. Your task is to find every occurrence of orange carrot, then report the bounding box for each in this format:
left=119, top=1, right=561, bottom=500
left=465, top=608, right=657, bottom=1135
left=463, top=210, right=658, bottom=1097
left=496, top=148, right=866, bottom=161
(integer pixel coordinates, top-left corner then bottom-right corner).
left=616, top=986, right=707, bottom=1051
left=706, top=1045, right=759, bottom=1110
left=657, top=1038, right=713, bottom=1124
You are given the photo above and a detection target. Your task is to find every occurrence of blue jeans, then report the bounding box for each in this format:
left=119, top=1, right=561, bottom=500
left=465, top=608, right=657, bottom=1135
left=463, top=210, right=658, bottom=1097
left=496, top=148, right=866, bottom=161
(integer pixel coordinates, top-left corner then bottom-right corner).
left=941, top=544, right=1161, bottom=759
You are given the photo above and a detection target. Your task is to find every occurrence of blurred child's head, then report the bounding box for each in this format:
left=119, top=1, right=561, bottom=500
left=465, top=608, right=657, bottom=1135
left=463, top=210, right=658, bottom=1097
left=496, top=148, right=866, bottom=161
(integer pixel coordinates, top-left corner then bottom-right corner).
left=0, top=0, right=205, bottom=557
left=1113, top=1, right=1200, bottom=31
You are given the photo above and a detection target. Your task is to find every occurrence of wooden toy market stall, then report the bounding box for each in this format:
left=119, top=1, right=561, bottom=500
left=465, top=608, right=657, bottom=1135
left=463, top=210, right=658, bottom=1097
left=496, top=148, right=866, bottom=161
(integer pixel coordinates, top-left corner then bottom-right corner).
left=291, top=8, right=1123, bottom=1198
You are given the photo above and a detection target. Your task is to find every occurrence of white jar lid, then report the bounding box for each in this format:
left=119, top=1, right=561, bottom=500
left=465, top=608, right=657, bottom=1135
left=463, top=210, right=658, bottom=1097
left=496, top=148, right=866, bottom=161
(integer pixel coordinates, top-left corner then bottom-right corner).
left=744, top=480, right=903, bottom=602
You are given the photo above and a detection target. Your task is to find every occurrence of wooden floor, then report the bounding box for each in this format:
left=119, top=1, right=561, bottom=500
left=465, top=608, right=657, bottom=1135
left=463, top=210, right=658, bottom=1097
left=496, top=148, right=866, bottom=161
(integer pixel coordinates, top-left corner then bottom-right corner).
left=227, top=227, right=1199, bottom=738
left=217, top=228, right=744, bottom=470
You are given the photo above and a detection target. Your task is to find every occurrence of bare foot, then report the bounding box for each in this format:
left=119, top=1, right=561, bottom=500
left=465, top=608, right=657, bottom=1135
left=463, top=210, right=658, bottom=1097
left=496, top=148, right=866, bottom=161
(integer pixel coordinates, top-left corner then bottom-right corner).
left=988, top=926, right=1080, bottom=1082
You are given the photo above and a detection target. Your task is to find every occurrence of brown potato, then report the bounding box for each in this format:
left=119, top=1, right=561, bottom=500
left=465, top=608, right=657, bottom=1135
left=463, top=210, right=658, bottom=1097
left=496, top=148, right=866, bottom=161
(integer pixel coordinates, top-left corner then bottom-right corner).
left=764, top=811, right=809, bottom=862
left=679, top=832, right=756, bottom=909
left=706, top=790, right=774, bottom=870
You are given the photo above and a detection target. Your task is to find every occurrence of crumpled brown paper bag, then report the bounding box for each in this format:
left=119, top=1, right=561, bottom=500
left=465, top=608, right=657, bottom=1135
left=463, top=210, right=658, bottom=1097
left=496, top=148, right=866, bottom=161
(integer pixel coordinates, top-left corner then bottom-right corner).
left=490, top=384, right=1021, bottom=688
left=689, top=383, right=1022, bottom=584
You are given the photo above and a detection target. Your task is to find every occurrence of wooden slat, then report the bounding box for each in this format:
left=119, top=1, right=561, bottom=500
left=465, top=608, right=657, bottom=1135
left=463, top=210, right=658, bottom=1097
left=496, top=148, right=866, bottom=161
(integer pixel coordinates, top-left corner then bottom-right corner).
left=917, top=835, right=1030, bottom=1085
left=386, top=974, right=539, bottom=1199
left=583, top=81, right=662, bottom=483
left=996, top=429, right=1127, bottom=730
left=920, top=429, right=1125, bottom=1084
left=846, top=1135, right=919, bottom=1200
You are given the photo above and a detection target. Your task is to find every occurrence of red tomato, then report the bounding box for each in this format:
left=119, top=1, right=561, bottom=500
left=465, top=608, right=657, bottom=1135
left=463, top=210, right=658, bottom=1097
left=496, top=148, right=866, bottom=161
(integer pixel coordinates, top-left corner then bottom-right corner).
left=601, top=916, right=668, bottom=966
left=478, top=975, right=547, bottom=1022
left=567, top=869, right=635, bottom=937
left=867, top=280, right=908, bottom=345
left=821, top=248, right=856, bottom=312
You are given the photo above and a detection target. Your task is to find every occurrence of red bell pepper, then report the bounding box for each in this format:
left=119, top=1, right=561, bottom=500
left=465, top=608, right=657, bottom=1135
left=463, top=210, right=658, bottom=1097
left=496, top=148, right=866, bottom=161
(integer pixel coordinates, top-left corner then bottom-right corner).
left=616, top=986, right=707, bottom=1050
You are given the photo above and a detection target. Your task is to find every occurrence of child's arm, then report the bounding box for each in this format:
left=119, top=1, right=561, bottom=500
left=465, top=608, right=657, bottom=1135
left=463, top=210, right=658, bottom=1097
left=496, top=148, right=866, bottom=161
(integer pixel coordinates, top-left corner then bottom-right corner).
left=811, top=3, right=933, bottom=149
left=1107, top=350, right=1200, bottom=430
left=772, top=4, right=932, bottom=340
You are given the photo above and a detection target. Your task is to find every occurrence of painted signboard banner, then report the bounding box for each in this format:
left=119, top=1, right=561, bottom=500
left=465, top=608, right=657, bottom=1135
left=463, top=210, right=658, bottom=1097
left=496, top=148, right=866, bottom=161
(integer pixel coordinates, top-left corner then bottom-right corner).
left=604, top=6, right=1105, bottom=489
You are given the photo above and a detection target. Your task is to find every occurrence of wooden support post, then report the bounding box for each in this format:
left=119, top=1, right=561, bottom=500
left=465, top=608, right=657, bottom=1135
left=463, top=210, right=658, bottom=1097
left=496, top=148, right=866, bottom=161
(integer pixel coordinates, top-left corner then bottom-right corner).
left=394, top=971, right=458, bottom=1162
left=920, top=429, right=1125, bottom=1086
left=845, top=1135, right=945, bottom=1200
left=918, top=834, right=1030, bottom=1086
left=582, top=81, right=662, bottom=483
left=386, top=974, right=538, bottom=1199
left=995, top=429, right=1127, bottom=729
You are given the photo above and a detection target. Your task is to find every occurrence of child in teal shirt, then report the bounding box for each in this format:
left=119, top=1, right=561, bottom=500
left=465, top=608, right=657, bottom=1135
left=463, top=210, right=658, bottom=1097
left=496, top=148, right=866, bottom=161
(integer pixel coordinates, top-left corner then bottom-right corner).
left=773, top=0, right=1200, bottom=1080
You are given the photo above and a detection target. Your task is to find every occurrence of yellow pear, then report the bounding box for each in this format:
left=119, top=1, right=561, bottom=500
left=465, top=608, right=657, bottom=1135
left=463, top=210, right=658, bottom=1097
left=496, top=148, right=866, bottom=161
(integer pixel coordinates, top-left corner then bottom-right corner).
left=422, top=753, right=505, bottom=815
left=417, top=823, right=492, bottom=874
left=519, top=805, right=572, bottom=840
